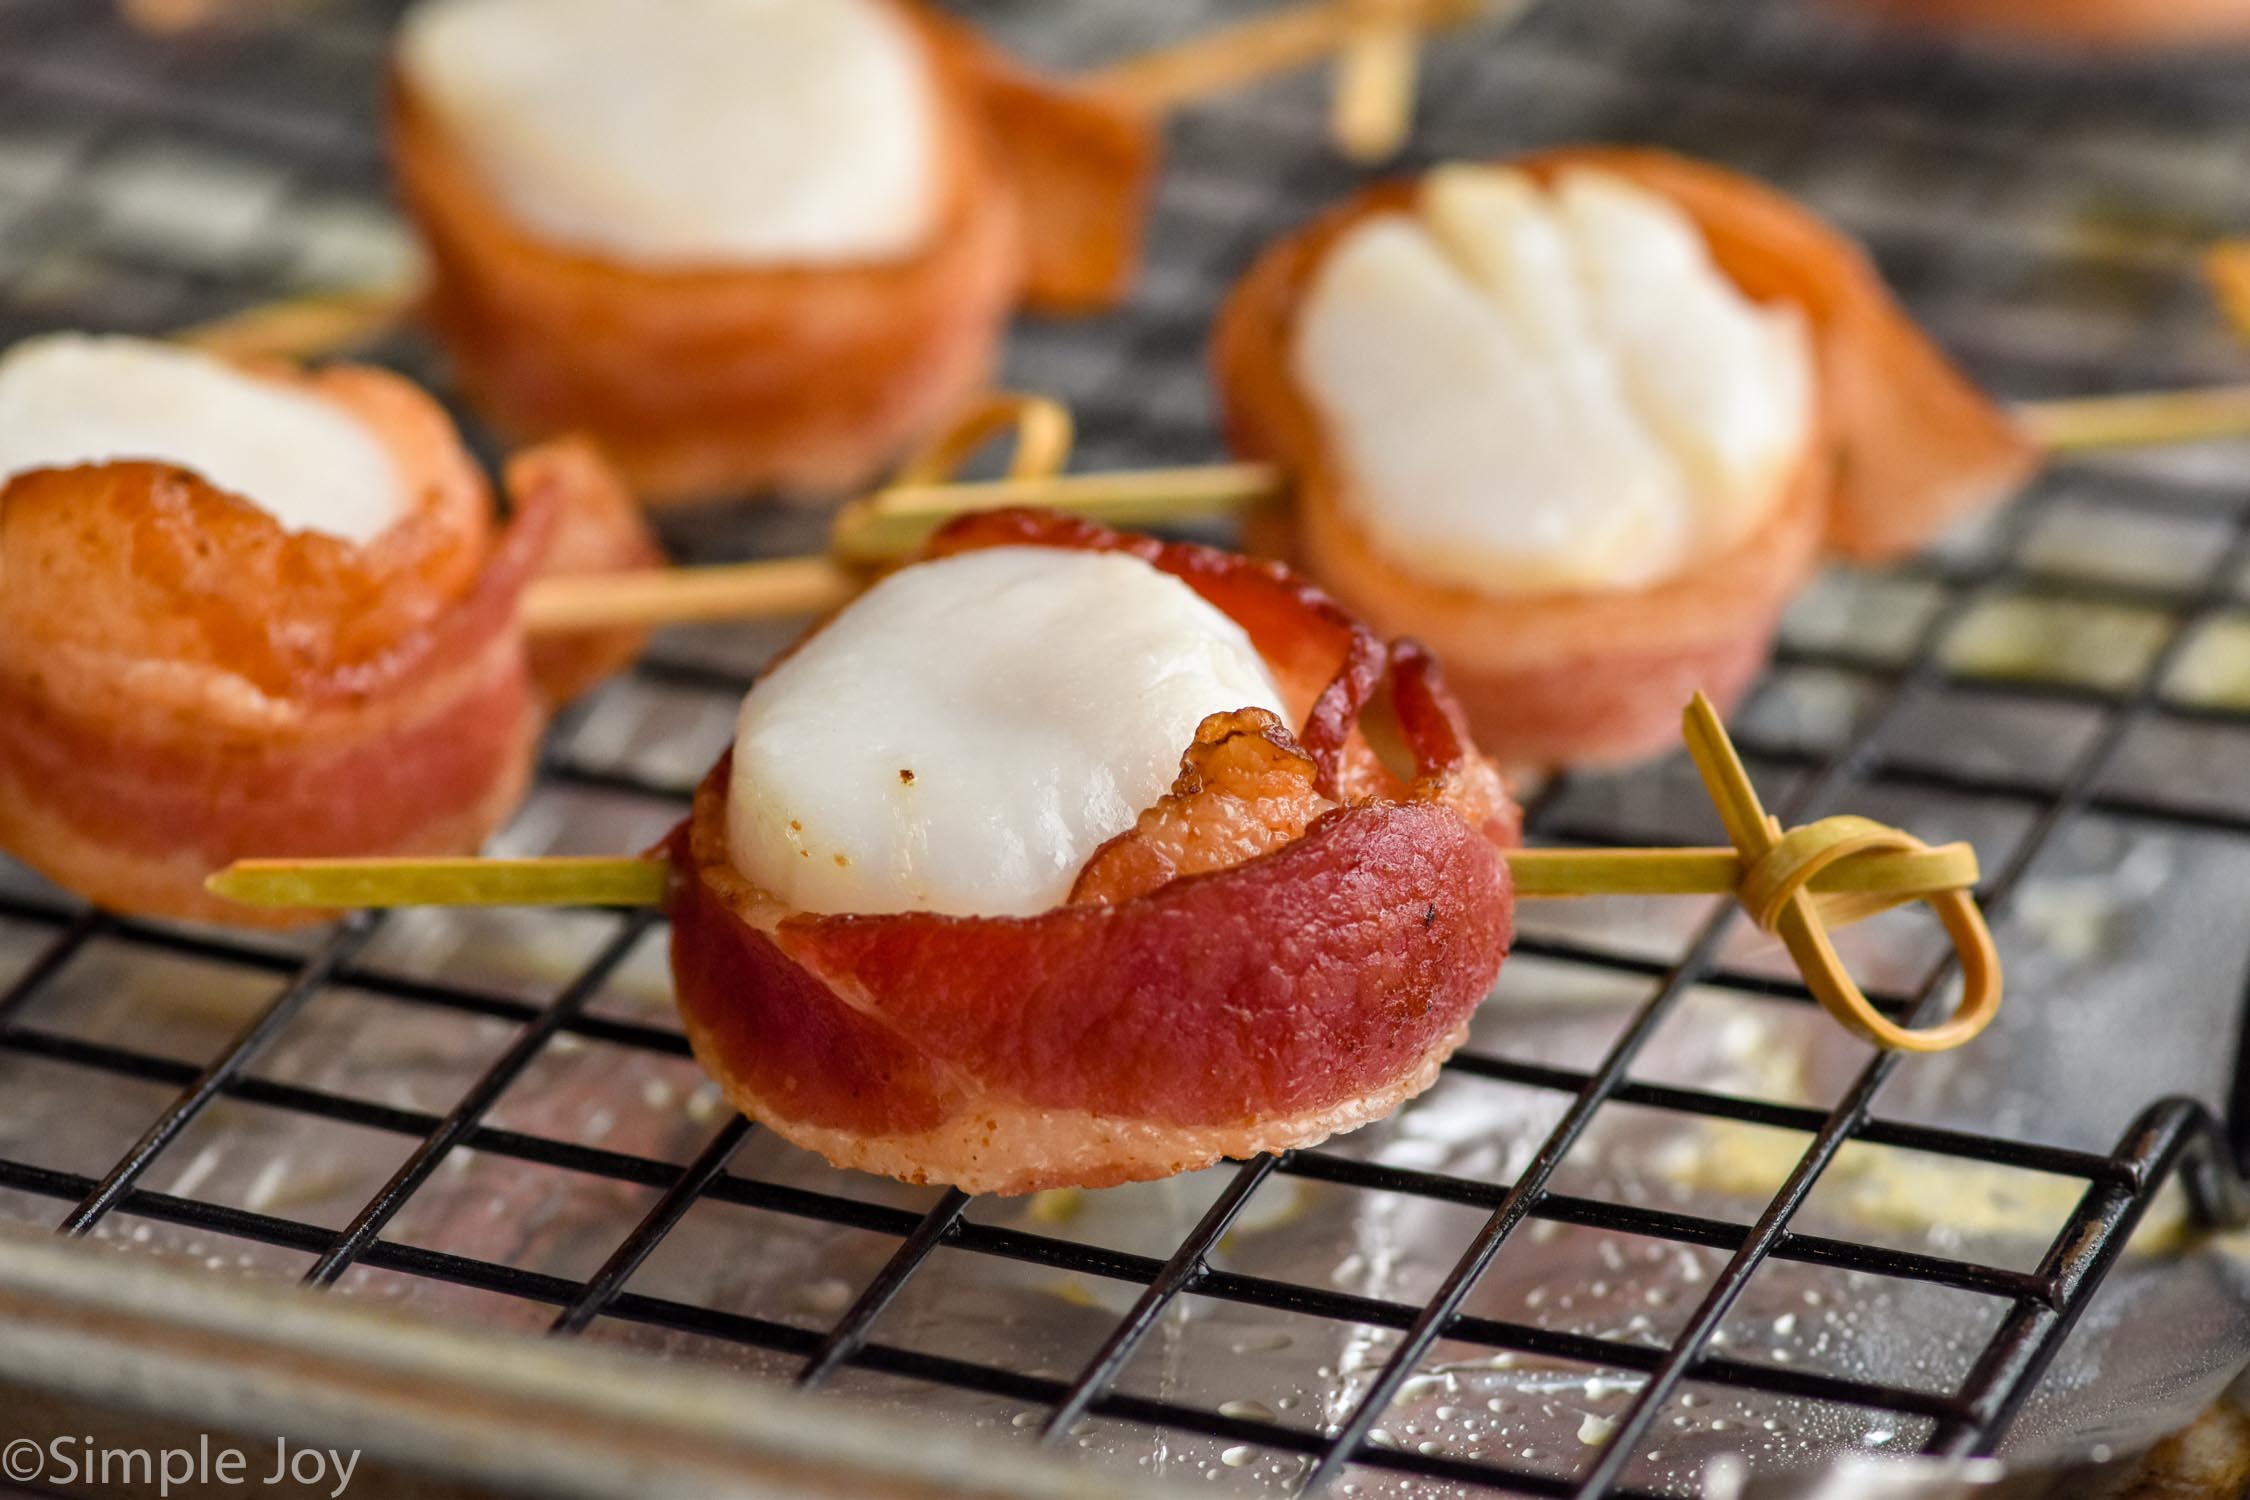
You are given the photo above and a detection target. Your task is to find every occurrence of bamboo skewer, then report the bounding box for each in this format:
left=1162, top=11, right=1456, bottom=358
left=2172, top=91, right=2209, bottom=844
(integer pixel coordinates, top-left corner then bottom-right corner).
left=119, top=0, right=316, bottom=36
left=828, top=464, right=1283, bottom=567
left=521, top=557, right=859, bottom=634
left=514, top=466, right=1284, bottom=633
left=2016, top=384, right=2250, bottom=453
left=203, top=696, right=2001, bottom=1053
left=510, top=381, right=2250, bottom=639
left=211, top=855, right=672, bottom=910
left=1505, top=842, right=1974, bottom=904
left=1332, top=0, right=1424, bottom=162
left=209, top=842, right=1975, bottom=913
left=174, top=284, right=415, bottom=362
left=2204, top=240, right=2250, bottom=347
left=1085, top=0, right=1489, bottom=116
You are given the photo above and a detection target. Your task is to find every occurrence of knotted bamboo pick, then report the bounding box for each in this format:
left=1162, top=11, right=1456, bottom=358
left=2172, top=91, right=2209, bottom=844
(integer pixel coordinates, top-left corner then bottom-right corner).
left=1677, top=692, right=1999, bottom=1053
left=204, top=696, right=2000, bottom=1053
left=840, top=385, right=2250, bottom=522
left=518, top=391, right=1275, bottom=631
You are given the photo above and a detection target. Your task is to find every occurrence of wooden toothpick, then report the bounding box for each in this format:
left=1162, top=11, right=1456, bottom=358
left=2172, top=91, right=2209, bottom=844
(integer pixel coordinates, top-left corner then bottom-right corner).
left=521, top=557, right=859, bottom=634
left=508, top=378, right=2250, bottom=640
left=208, top=844, right=1977, bottom=914
left=1086, top=0, right=1490, bottom=116
left=204, top=701, right=2000, bottom=1054
left=174, top=284, right=414, bottom=362
left=2017, top=384, right=2250, bottom=454
left=1332, top=0, right=1425, bottom=163
left=207, top=855, right=668, bottom=911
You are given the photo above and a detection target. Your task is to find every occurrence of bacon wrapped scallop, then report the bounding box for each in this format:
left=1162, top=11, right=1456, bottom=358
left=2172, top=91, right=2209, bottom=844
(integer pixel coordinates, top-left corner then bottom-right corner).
left=1214, top=147, right=2036, bottom=770
left=0, top=334, right=658, bottom=927
left=1851, top=0, right=2250, bottom=46
left=664, top=510, right=1518, bottom=1194
left=389, top=0, right=1156, bottom=503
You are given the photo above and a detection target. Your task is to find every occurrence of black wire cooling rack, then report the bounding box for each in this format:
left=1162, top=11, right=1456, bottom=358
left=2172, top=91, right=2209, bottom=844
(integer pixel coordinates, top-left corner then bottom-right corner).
left=6, top=0, right=2250, bottom=1495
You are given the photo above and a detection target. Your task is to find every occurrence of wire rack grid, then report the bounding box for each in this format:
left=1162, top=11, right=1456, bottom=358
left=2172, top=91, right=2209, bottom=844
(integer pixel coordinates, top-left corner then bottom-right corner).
left=3, top=0, right=2250, bottom=1496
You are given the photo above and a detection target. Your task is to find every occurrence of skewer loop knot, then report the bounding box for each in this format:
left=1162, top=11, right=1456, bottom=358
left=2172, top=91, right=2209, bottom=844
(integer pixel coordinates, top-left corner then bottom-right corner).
left=1682, top=696, right=2001, bottom=1055
left=892, top=392, right=1076, bottom=489
left=1737, top=814, right=1935, bottom=933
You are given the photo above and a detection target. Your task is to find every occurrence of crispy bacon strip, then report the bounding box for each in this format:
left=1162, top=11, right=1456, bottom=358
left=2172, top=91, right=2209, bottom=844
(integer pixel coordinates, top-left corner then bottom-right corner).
left=1070, top=709, right=1334, bottom=907
left=1214, top=148, right=2032, bottom=768
left=0, top=360, right=638, bottom=927
left=665, top=510, right=1517, bottom=1194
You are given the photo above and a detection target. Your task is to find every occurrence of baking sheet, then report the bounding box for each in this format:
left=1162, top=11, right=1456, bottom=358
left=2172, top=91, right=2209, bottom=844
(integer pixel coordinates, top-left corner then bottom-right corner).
left=5, top=0, right=2250, bottom=1494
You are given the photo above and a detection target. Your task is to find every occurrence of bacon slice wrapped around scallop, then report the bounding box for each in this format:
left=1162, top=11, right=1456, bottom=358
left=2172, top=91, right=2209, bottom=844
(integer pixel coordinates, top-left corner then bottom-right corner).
left=0, top=335, right=659, bottom=927
left=388, top=0, right=1156, bottom=503
left=663, top=509, right=1519, bottom=1194
left=1850, top=0, right=2250, bottom=46
left=1214, top=148, right=2036, bottom=770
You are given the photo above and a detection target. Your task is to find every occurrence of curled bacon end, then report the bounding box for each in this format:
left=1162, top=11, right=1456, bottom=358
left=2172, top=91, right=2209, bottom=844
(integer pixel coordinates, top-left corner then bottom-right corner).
left=1071, top=709, right=1334, bottom=907
left=926, top=5, right=1160, bottom=315
left=666, top=511, right=1517, bottom=1194
left=510, top=437, right=666, bottom=708
left=1534, top=147, right=2035, bottom=560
